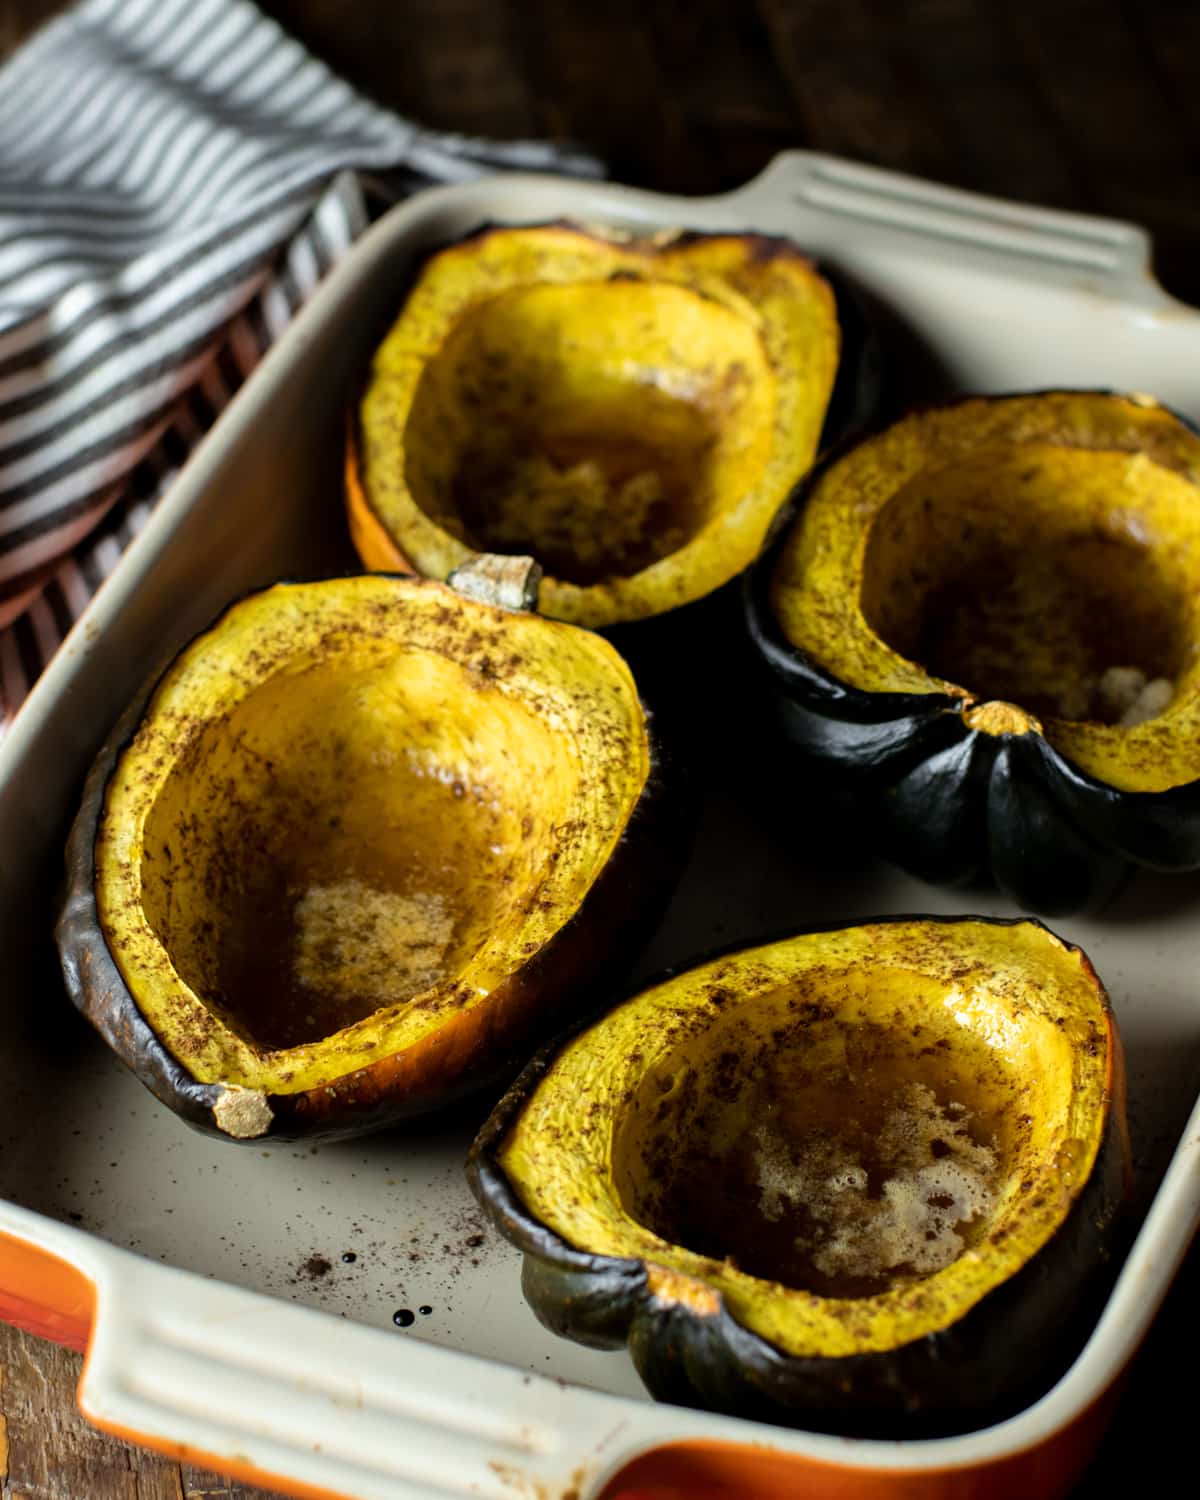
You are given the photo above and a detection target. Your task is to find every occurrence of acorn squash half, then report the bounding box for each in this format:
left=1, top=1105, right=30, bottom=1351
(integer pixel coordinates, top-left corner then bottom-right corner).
left=747, top=391, right=1200, bottom=914
left=347, top=223, right=851, bottom=630
left=468, top=917, right=1129, bottom=1434
left=57, top=567, right=680, bottom=1141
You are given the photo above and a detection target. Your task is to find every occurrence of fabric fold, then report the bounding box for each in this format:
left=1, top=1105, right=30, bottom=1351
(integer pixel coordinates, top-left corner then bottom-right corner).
left=0, top=0, right=601, bottom=726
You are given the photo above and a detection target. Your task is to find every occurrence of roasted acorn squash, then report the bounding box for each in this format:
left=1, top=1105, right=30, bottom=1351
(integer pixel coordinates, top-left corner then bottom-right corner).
left=347, top=223, right=850, bottom=630
left=747, top=391, right=1200, bottom=914
left=468, top=918, right=1128, bottom=1434
left=57, top=567, right=680, bottom=1141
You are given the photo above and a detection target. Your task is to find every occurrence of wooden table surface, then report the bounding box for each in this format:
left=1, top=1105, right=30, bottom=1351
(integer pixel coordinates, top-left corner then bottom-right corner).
left=1, top=0, right=1198, bottom=1496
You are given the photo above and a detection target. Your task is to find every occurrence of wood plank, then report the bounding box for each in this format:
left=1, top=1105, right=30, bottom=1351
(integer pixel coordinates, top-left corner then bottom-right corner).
left=757, top=0, right=967, bottom=182
left=1106, top=0, right=1200, bottom=299
left=997, top=0, right=1200, bottom=299
left=180, top=1466, right=281, bottom=1500
left=638, top=0, right=801, bottom=193
left=511, top=0, right=668, bottom=184
left=129, top=1462, right=183, bottom=1500
left=0, top=1325, right=136, bottom=1500
left=261, top=0, right=539, bottom=139
left=856, top=0, right=1086, bottom=208
left=0, top=1323, right=282, bottom=1500
left=0, top=1, right=69, bottom=56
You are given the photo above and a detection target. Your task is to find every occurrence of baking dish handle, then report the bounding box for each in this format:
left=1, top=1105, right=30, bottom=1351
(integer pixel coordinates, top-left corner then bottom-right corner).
left=75, top=1249, right=1115, bottom=1500
left=77, top=1252, right=693, bottom=1500
left=727, top=150, right=1175, bottom=308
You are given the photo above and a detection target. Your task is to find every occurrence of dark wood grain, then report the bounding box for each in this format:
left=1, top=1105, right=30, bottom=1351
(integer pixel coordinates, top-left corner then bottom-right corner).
left=256, top=0, right=1200, bottom=303
left=0, top=1320, right=283, bottom=1499
left=1, top=1, right=1199, bottom=1496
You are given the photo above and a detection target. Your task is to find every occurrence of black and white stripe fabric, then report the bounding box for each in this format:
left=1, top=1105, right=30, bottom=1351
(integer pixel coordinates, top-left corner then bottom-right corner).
left=0, top=0, right=600, bottom=729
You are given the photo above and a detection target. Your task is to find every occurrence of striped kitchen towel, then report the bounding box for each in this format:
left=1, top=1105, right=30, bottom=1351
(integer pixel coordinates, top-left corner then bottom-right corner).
left=0, top=0, right=601, bottom=729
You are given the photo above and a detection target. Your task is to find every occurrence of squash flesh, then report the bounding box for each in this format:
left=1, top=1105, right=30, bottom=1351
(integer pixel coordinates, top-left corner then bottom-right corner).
left=862, top=448, right=1198, bottom=718
left=497, top=920, right=1113, bottom=1359
left=403, top=280, right=775, bottom=586
left=96, top=576, right=650, bottom=1095
left=141, top=649, right=555, bottom=1051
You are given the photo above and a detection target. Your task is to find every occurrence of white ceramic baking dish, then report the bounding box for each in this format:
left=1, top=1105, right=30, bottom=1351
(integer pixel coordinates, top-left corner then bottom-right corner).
left=2, top=151, right=1199, bottom=1500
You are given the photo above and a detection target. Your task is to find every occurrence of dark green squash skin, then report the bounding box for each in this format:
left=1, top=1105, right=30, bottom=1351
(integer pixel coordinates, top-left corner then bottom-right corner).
left=743, top=393, right=1200, bottom=917
left=55, top=576, right=690, bottom=1144
left=466, top=916, right=1130, bottom=1438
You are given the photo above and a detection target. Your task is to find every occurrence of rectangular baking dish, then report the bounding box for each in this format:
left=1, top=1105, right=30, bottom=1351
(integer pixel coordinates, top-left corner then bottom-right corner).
left=2, top=150, right=1199, bottom=1500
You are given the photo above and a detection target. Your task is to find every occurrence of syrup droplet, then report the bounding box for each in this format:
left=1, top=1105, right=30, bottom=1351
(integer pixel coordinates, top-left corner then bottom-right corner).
left=393, top=1309, right=415, bottom=1328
